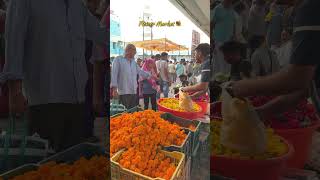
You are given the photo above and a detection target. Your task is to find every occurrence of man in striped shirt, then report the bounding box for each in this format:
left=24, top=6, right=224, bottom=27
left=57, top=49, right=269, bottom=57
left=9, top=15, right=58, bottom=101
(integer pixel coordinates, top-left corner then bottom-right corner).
left=181, top=43, right=211, bottom=100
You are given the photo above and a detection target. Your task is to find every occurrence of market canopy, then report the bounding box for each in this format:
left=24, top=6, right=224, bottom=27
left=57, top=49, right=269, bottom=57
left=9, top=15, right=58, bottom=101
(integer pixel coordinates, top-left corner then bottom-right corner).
left=129, top=38, right=189, bottom=52
left=169, top=0, right=210, bottom=36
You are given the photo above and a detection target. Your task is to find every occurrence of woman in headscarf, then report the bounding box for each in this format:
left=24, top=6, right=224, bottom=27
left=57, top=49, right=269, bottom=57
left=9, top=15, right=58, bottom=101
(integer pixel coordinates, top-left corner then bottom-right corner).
left=139, top=59, right=160, bottom=111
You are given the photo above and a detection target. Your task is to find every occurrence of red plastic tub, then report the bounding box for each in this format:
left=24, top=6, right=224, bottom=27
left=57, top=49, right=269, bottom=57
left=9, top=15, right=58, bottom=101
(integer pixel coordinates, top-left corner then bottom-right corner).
left=211, top=137, right=294, bottom=180
left=175, top=95, right=208, bottom=115
left=174, top=92, right=209, bottom=115
left=274, top=121, right=320, bottom=168
left=210, top=101, right=320, bottom=169
left=157, top=98, right=204, bottom=119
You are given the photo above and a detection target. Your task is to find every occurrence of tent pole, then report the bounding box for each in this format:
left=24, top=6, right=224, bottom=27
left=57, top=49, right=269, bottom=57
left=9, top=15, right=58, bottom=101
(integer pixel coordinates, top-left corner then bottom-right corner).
left=143, top=14, right=145, bottom=60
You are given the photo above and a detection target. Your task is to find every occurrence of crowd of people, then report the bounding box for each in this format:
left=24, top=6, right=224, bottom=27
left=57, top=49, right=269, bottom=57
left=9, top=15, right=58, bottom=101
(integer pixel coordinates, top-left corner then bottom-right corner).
left=210, top=0, right=301, bottom=90
left=211, top=0, right=320, bottom=121
left=0, top=0, right=108, bottom=152
left=110, top=43, right=210, bottom=111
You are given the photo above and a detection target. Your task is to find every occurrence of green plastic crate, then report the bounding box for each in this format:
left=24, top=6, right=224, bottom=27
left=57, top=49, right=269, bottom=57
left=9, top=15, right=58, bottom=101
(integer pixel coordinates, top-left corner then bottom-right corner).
left=0, top=115, right=48, bottom=174
left=160, top=113, right=201, bottom=155
left=39, top=143, right=107, bottom=164
left=1, top=143, right=107, bottom=179
left=163, top=129, right=192, bottom=158
left=110, top=106, right=143, bottom=118
left=0, top=164, right=38, bottom=180
left=110, top=99, right=127, bottom=116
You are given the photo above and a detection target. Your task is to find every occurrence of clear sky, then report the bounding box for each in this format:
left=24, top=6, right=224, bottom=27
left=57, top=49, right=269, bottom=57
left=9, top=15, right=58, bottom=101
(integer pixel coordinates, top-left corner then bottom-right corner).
left=111, top=0, right=210, bottom=55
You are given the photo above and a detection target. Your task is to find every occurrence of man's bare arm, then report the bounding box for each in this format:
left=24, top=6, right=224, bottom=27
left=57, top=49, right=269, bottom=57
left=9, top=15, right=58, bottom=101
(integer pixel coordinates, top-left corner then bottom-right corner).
left=257, top=89, right=309, bottom=120
left=183, top=82, right=209, bottom=92
left=233, top=64, right=315, bottom=97
left=190, top=89, right=208, bottom=99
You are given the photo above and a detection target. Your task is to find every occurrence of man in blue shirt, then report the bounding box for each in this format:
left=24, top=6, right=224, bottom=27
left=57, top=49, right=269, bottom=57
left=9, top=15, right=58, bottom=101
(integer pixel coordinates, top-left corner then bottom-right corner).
left=211, top=0, right=236, bottom=45
left=111, top=44, right=150, bottom=109
left=181, top=43, right=211, bottom=99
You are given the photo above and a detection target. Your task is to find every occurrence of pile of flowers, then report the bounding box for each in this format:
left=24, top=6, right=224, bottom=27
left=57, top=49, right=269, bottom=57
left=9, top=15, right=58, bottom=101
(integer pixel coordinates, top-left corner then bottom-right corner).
left=110, top=110, right=187, bottom=179
left=211, top=120, right=288, bottom=159
left=3, top=156, right=109, bottom=180
left=249, top=96, right=319, bottom=129
left=159, top=98, right=201, bottom=112
left=118, top=147, right=176, bottom=179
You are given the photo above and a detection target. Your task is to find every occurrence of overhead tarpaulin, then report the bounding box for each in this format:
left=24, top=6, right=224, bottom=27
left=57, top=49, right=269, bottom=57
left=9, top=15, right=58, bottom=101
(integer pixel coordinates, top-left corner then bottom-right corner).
left=169, top=0, right=210, bottom=36
left=130, top=38, right=189, bottom=52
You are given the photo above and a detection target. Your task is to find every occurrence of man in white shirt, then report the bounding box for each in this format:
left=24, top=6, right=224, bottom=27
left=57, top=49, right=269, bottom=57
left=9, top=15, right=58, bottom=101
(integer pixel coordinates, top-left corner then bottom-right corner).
left=155, top=54, right=161, bottom=75
left=168, top=61, right=176, bottom=83
left=158, top=52, right=171, bottom=98
left=0, top=0, right=107, bottom=152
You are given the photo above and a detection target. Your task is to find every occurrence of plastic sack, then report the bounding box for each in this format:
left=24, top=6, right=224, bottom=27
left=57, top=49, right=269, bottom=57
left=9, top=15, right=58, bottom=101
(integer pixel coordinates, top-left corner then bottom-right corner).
left=179, top=91, right=194, bottom=112
left=220, top=86, right=267, bottom=155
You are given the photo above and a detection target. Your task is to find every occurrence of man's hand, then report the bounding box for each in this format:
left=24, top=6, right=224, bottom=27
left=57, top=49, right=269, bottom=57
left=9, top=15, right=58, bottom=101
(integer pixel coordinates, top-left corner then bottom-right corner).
left=93, top=92, right=104, bottom=115
left=8, top=81, right=27, bottom=114
left=112, top=87, right=118, bottom=98
left=180, top=87, right=187, bottom=92
left=232, top=65, right=316, bottom=97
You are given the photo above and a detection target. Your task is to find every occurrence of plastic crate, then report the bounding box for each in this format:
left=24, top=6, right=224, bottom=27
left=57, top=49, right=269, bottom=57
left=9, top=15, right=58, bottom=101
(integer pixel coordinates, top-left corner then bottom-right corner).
left=0, top=164, right=38, bottom=179
left=163, top=129, right=192, bottom=158
left=111, top=149, right=185, bottom=180
left=0, top=135, right=48, bottom=174
left=126, top=106, right=143, bottom=113
left=110, top=100, right=127, bottom=116
left=39, top=143, right=107, bottom=165
left=110, top=106, right=143, bottom=118
left=1, top=143, right=108, bottom=179
left=160, top=113, right=201, bottom=155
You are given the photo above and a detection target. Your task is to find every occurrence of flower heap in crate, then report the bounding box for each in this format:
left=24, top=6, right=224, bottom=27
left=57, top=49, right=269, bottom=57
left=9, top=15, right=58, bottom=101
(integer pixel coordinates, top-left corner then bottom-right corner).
left=210, top=120, right=288, bottom=159
left=1, top=156, right=109, bottom=180
left=249, top=96, right=319, bottom=129
left=110, top=110, right=187, bottom=179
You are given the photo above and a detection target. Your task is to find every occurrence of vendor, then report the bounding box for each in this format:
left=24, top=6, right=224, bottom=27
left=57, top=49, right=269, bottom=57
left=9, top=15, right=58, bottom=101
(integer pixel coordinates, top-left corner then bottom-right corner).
left=220, top=41, right=245, bottom=81
left=180, top=43, right=210, bottom=100
left=227, top=0, right=320, bottom=120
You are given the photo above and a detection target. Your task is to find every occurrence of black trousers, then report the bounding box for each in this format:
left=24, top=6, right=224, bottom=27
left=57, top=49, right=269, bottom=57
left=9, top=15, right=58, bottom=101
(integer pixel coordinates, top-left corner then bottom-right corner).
left=143, top=94, right=157, bottom=111
left=28, top=103, right=86, bottom=152
left=119, top=94, right=138, bottom=109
